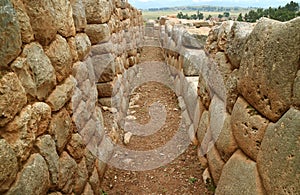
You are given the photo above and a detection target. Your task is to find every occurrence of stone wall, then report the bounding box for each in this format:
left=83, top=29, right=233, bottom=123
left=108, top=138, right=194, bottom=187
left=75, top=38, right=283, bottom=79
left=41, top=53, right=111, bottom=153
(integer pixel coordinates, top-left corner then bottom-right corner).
left=0, top=0, right=143, bottom=194
left=156, top=17, right=300, bottom=194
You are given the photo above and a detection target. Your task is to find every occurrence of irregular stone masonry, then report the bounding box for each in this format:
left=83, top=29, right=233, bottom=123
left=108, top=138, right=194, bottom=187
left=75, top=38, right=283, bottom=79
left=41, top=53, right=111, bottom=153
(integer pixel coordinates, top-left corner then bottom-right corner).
left=0, top=0, right=143, bottom=194
left=153, top=16, right=300, bottom=194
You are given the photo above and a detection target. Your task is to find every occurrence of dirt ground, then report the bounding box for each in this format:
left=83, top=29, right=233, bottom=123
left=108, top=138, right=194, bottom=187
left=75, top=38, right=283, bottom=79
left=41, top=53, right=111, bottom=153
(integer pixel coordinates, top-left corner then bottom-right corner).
left=100, top=46, right=214, bottom=195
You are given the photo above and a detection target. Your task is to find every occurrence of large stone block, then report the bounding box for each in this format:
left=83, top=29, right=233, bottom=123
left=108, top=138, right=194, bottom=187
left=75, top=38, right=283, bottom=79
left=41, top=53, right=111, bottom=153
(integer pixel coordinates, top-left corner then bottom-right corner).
left=35, top=135, right=59, bottom=186
left=23, top=0, right=57, bottom=45
left=1, top=103, right=51, bottom=162
left=67, top=133, right=85, bottom=161
left=11, top=0, right=34, bottom=43
left=182, top=31, right=206, bottom=49
left=11, top=42, right=56, bottom=100
left=207, top=143, right=225, bottom=185
left=86, top=23, right=111, bottom=45
left=92, top=54, right=115, bottom=83
left=83, top=0, right=112, bottom=24
left=45, top=35, right=73, bottom=83
left=225, top=21, right=254, bottom=69
left=0, top=139, right=18, bottom=192
left=75, top=33, right=91, bottom=61
left=257, top=108, right=300, bottom=194
left=238, top=17, right=300, bottom=122
left=49, top=108, right=73, bottom=153
left=293, top=70, right=300, bottom=107
left=52, top=0, right=76, bottom=37
left=231, top=97, right=269, bottom=161
left=6, top=154, right=50, bottom=195
left=0, top=72, right=27, bottom=127
left=58, top=152, right=77, bottom=194
left=215, top=150, right=265, bottom=195
left=74, top=158, right=89, bottom=194
left=46, top=75, right=76, bottom=112
left=70, top=0, right=87, bottom=32
left=0, top=0, right=22, bottom=67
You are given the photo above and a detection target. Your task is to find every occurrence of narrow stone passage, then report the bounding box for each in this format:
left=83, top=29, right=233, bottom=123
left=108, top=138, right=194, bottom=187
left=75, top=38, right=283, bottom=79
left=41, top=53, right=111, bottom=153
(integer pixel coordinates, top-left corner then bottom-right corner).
left=100, top=45, right=213, bottom=194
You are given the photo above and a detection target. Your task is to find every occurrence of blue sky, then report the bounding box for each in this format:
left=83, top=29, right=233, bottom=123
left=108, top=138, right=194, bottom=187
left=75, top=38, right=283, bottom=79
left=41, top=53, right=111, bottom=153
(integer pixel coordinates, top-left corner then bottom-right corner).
left=128, top=0, right=300, bottom=9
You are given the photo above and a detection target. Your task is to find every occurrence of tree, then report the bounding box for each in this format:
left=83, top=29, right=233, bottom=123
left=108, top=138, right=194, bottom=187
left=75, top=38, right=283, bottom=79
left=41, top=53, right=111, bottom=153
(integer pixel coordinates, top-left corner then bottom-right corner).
left=197, top=10, right=204, bottom=19
left=218, top=14, right=223, bottom=18
left=206, top=14, right=212, bottom=20
left=223, top=11, right=230, bottom=17
left=237, top=13, right=243, bottom=21
left=177, top=12, right=183, bottom=19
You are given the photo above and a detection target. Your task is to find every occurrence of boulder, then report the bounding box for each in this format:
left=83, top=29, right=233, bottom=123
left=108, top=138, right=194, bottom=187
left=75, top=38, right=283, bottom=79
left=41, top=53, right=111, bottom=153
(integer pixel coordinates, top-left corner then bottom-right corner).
left=0, top=139, right=18, bottom=192
left=58, top=152, right=77, bottom=194
left=75, top=33, right=91, bottom=61
left=0, top=0, right=22, bottom=67
left=6, top=154, right=50, bottom=195
left=215, top=150, right=265, bottom=195
left=0, top=72, right=27, bottom=127
left=11, top=0, right=34, bottom=43
left=83, top=0, right=112, bottom=24
left=86, top=24, right=111, bottom=45
left=70, top=0, right=87, bottom=32
left=182, top=31, right=206, bottom=49
left=207, top=143, right=225, bottom=185
left=257, top=108, right=300, bottom=194
left=238, top=17, right=300, bottom=122
left=74, top=158, right=89, bottom=194
left=231, top=97, right=269, bottom=161
left=11, top=42, right=56, bottom=100
left=23, top=0, right=57, bottom=45
left=92, top=54, right=115, bottom=83
left=67, top=133, right=85, bottom=160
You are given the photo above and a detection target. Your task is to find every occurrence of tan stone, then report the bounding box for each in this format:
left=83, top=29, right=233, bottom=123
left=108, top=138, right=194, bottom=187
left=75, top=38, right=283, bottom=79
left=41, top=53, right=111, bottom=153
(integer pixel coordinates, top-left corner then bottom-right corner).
left=92, top=54, right=115, bottom=83
left=49, top=108, right=72, bottom=153
left=67, top=37, right=79, bottom=62
left=0, top=139, right=18, bottom=192
left=6, top=154, right=50, bottom=195
left=52, top=0, right=76, bottom=37
left=84, top=149, right=96, bottom=176
left=293, top=70, right=300, bottom=107
left=238, top=17, right=300, bottom=122
left=74, top=157, right=89, bottom=194
left=86, top=24, right=111, bottom=45
left=207, top=143, right=225, bottom=185
left=95, top=159, right=107, bottom=182
left=75, top=33, right=92, bottom=61
left=215, top=114, right=238, bottom=162
left=11, top=42, right=56, bottom=100
left=35, top=135, right=59, bottom=186
left=0, top=72, right=27, bottom=127
left=2, top=103, right=51, bottom=162
left=58, top=152, right=77, bottom=194
left=45, top=35, right=73, bottom=82
left=83, top=0, right=112, bottom=24
left=67, top=133, right=85, bottom=161
left=231, top=97, right=269, bottom=161
left=46, top=75, right=76, bottom=111
left=89, top=167, right=100, bottom=195
left=70, top=0, right=87, bottom=32
left=82, top=182, right=94, bottom=195
left=11, top=0, right=34, bottom=43
left=257, top=108, right=300, bottom=194
left=0, top=0, right=22, bottom=67
left=23, top=0, right=57, bottom=45
left=215, top=150, right=265, bottom=195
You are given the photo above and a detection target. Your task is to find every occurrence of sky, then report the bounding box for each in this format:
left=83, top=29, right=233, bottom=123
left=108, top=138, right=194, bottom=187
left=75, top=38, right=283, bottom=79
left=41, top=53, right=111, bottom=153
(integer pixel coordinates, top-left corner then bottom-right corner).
left=128, top=0, right=300, bottom=9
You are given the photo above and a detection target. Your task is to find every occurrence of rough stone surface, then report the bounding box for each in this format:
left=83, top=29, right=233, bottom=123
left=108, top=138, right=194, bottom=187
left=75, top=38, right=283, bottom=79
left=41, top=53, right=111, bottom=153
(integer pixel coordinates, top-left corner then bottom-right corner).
left=11, top=42, right=56, bottom=100
left=215, top=113, right=238, bottom=162
left=35, top=135, right=59, bottom=186
left=83, top=0, right=112, bottom=24
left=238, top=17, right=300, bottom=122
left=257, top=108, right=300, bottom=194
left=71, top=0, right=87, bottom=32
left=215, top=150, right=265, bottom=195
left=225, top=21, right=255, bottom=68
left=49, top=108, right=72, bottom=153
left=58, top=151, right=77, bottom=194
left=231, top=97, right=269, bottom=161
left=52, top=0, right=76, bottom=37
left=0, top=139, right=18, bottom=192
left=93, top=54, right=115, bottom=83
left=67, top=37, right=79, bottom=62
left=2, top=103, right=51, bottom=162
left=11, top=0, right=34, bottom=43
left=89, top=167, right=100, bottom=195
left=0, top=72, right=27, bottom=127
left=207, top=143, right=225, bottom=185
left=86, top=24, right=111, bottom=44
left=67, top=133, right=85, bottom=160
left=293, top=70, right=300, bottom=107
left=74, top=157, right=89, bottom=194
left=6, top=154, right=50, bottom=195
left=45, top=35, right=73, bottom=83
left=23, top=0, right=57, bottom=45
left=182, top=31, right=206, bottom=49
left=82, top=182, right=94, bottom=195
left=0, top=0, right=22, bottom=67
left=46, top=75, right=76, bottom=111
left=75, top=33, right=91, bottom=60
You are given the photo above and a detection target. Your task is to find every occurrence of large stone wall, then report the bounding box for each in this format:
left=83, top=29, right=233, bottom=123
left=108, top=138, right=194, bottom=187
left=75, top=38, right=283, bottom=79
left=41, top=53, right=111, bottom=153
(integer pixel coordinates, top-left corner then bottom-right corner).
left=156, top=17, right=300, bottom=194
left=0, top=0, right=143, bottom=194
